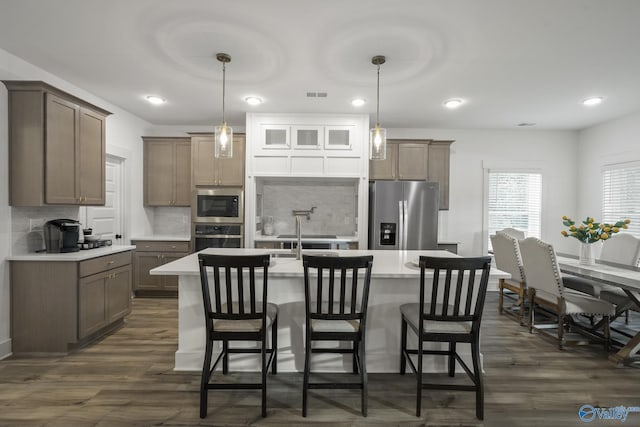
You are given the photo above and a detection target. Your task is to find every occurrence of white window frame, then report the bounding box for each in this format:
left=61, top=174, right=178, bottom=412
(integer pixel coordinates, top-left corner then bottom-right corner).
left=602, top=161, right=640, bottom=238
left=483, top=165, right=543, bottom=253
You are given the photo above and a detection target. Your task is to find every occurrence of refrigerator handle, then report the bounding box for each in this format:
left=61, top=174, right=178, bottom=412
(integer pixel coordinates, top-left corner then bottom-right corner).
left=403, top=200, right=409, bottom=250
left=398, top=200, right=404, bottom=250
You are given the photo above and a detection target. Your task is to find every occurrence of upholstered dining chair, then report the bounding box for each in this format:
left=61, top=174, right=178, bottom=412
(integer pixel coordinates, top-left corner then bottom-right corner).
left=497, top=227, right=525, bottom=240
left=518, top=237, right=614, bottom=350
left=491, top=232, right=527, bottom=325
left=400, top=256, right=492, bottom=420
left=597, top=234, right=640, bottom=321
left=197, top=253, right=278, bottom=418
left=301, top=254, right=374, bottom=417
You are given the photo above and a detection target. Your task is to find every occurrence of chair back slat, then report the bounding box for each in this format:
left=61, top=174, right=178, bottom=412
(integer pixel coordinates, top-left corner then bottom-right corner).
left=418, top=256, right=492, bottom=326
left=303, top=255, right=373, bottom=321
left=198, top=254, right=270, bottom=326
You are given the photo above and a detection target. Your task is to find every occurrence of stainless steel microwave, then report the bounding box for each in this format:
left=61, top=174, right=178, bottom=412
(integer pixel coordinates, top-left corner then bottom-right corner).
left=192, top=188, right=244, bottom=223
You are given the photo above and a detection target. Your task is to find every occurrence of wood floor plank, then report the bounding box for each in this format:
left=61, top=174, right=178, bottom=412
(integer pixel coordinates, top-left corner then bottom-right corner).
left=0, top=294, right=639, bottom=426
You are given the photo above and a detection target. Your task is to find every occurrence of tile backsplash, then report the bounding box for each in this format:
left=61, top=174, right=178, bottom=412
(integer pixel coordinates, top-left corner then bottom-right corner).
left=12, top=206, right=80, bottom=254
left=152, top=207, right=190, bottom=236
left=260, top=180, right=357, bottom=236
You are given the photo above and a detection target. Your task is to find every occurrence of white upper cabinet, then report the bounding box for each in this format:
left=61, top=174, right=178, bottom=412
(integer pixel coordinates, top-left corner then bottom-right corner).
left=248, top=113, right=368, bottom=178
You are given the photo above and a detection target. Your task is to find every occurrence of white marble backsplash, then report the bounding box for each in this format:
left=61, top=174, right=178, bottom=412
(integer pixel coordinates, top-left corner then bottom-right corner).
left=12, top=206, right=80, bottom=254
left=152, top=207, right=191, bottom=236
left=261, top=181, right=357, bottom=236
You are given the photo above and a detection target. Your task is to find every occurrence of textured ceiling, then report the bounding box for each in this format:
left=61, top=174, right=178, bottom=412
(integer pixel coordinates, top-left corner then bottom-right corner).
left=1, top=0, right=640, bottom=130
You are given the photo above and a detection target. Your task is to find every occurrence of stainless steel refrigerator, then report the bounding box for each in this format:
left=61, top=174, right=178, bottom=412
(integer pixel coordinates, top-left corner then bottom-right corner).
left=368, top=181, right=439, bottom=250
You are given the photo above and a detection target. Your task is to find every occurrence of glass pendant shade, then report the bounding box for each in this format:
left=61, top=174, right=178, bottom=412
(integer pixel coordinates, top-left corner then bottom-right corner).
left=214, top=52, right=232, bottom=158
left=214, top=122, right=233, bottom=158
left=369, top=124, right=387, bottom=160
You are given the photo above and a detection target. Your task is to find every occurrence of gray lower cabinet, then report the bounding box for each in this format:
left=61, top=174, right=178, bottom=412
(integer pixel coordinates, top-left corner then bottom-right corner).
left=10, top=251, right=132, bottom=354
left=133, top=240, right=190, bottom=296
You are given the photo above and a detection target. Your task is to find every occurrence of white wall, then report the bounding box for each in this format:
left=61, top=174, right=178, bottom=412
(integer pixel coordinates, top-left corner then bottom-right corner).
left=388, top=128, right=579, bottom=256
left=577, top=110, right=640, bottom=220
left=0, top=48, right=152, bottom=359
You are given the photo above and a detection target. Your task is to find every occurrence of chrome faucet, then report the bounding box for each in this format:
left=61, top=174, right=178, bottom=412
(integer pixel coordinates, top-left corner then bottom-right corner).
left=292, top=207, right=316, bottom=260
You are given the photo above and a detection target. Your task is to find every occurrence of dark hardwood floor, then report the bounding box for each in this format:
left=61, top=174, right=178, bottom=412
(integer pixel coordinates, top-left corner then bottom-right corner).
left=1, top=293, right=638, bottom=426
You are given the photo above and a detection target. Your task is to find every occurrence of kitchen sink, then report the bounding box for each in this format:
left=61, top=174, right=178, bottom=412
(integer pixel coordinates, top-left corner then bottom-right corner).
left=268, top=251, right=339, bottom=259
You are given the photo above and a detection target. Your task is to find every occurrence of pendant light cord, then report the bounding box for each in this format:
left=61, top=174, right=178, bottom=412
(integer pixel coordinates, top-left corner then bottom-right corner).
left=222, top=61, right=226, bottom=125
left=375, top=63, right=380, bottom=128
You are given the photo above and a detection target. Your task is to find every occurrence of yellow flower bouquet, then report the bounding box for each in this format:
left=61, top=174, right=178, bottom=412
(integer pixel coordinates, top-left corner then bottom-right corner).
left=560, top=216, right=630, bottom=243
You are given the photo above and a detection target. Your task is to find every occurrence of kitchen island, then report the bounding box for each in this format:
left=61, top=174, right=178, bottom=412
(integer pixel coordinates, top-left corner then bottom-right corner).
left=151, top=248, right=509, bottom=372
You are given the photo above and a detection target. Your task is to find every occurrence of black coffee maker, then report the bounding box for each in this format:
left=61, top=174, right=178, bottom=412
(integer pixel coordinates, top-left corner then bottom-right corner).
left=44, top=219, right=80, bottom=253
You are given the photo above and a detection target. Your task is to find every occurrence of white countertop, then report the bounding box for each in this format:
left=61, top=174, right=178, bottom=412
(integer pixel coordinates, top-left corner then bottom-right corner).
left=6, top=245, right=136, bottom=262
left=130, top=236, right=190, bottom=242
left=151, top=248, right=509, bottom=280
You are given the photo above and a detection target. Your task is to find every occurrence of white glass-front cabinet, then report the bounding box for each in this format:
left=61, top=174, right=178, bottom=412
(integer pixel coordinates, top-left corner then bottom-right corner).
left=324, top=126, right=353, bottom=150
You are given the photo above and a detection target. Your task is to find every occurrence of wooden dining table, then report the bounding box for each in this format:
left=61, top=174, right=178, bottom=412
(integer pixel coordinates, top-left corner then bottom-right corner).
left=557, top=254, right=640, bottom=367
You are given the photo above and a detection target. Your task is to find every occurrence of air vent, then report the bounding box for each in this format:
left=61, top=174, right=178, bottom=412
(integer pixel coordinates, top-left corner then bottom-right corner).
left=306, top=91, right=328, bottom=98
left=517, top=122, right=536, bottom=127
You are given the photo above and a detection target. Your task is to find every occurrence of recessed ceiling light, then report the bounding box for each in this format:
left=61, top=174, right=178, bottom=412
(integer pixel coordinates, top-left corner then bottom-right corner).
left=145, top=95, right=166, bottom=105
left=443, top=99, right=464, bottom=109
left=351, top=98, right=366, bottom=107
left=582, top=96, right=604, bottom=106
left=245, top=96, right=263, bottom=106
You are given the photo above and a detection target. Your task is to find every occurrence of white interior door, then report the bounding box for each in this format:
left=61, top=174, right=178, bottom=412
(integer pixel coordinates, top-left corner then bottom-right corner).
left=84, top=155, right=124, bottom=243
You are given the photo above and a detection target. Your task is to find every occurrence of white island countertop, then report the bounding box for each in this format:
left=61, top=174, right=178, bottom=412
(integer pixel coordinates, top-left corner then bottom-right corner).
left=6, top=245, right=136, bottom=262
left=151, top=248, right=509, bottom=373
left=151, top=248, right=508, bottom=279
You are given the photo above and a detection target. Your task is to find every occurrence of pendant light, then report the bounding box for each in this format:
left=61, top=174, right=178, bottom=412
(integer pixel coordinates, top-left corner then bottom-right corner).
left=214, top=53, right=233, bottom=158
left=369, top=55, right=387, bottom=160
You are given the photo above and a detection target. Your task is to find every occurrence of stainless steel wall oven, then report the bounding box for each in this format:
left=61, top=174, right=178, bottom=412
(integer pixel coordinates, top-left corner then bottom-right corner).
left=193, top=224, right=243, bottom=252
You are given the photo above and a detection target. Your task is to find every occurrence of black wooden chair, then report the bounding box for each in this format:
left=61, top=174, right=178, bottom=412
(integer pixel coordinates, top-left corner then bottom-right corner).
left=302, top=254, right=374, bottom=417
left=198, top=253, right=278, bottom=418
left=400, top=256, right=492, bottom=420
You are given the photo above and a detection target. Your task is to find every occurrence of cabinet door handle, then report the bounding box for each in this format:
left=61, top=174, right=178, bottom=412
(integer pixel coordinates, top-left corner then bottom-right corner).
left=107, top=261, right=115, bottom=265
left=171, top=245, right=176, bottom=249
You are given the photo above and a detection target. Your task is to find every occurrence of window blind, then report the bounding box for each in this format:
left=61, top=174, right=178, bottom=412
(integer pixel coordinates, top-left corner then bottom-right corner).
left=602, top=163, right=640, bottom=238
left=487, top=172, right=542, bottom=248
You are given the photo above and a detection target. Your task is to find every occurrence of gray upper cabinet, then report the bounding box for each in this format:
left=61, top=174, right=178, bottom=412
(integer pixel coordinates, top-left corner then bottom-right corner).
left=191, top=134, right=245, bottom=187
left=3, top=81, right=111, bottom=206
left=143, top=137, right=191, bottom=206
left=369, top=139, right=453, bottom=210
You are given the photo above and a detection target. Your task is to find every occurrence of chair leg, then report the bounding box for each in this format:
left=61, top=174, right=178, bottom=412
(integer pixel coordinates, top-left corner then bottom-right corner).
left=222, top=340, right=229, bottom=374
left=200, top=338, right=214, bottom=419
left=272, top=316, right=278, bottom=375
left=498, top=279, right=504, bottom=314
left=604, top=316, right=610, bottom=352
left=448, top=342, right=456, bottom=377
left=558, top=314, right=565, bottom=350
left=519, top=287, right=526, bottom=326
left=416, top=339, right=423, bottom=417
left=528, top=290, right=535, bottom=334
left=353, top=340, right=359, bottom=374
left=471, top=337, right=484, bottom=420
left=302, top=332, right=311, bottom=417
left=261, top=336, right=267, bottom=418
left=400, top=317, right=407, bottom=375
left=360, top=337, right=368, bottom=417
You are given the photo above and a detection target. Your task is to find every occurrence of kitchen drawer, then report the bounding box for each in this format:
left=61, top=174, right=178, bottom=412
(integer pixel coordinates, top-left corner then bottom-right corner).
left=134, top=240, right=191, bottom=253
left=79, top=251, right=132, bottom=278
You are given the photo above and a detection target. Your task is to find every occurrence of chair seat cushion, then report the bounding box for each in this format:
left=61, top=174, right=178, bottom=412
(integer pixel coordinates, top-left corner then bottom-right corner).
left=562, top=275, right=602, bottom=297
left=400, top=303, right=472, bottom=334
left=212, top=302, right=278, bottom=332
left=563, top=292, right=615, bottom=316
left=311, top=318, right=360, bottom=333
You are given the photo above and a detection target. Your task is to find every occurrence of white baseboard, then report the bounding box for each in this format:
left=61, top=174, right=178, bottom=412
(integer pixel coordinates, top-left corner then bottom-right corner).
left=0, top=338, right=12, bottom=360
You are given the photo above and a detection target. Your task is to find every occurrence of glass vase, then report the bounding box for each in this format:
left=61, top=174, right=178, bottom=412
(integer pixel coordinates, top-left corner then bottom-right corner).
left=579, top=242, right=595, bottom=266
